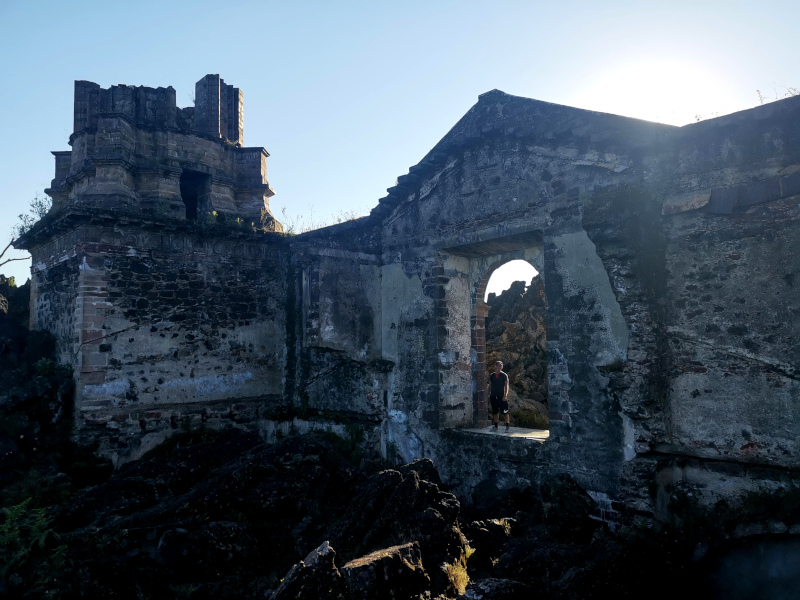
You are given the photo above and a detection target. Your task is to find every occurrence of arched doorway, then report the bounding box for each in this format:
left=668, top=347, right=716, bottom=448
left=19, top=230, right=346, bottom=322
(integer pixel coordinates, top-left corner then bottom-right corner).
left=473, top=258, right=548, bottom=430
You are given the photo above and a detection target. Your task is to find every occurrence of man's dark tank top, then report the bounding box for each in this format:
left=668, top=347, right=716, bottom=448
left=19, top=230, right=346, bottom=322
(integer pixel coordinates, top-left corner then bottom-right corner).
left=489, top=371, right=508, bottom=397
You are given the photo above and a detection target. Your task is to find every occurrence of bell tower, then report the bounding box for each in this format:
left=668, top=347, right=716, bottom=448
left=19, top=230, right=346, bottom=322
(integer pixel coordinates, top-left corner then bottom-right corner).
left=16, top=76, right=288, bottom=465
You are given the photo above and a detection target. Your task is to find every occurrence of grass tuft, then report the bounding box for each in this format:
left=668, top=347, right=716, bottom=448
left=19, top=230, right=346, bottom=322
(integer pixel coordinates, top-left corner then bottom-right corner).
left=445, top=560, right=470, bottom=595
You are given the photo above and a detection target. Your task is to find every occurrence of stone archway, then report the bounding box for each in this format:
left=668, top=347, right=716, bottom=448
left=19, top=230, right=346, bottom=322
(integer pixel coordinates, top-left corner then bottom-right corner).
left=481, top=261, right=548, bottom=430
left=472, top=256, right=545, bottom=428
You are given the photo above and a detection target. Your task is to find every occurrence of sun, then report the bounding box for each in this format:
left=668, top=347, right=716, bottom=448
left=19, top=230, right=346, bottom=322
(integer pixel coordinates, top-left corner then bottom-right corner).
left=569, top=59, right=741, bottom=126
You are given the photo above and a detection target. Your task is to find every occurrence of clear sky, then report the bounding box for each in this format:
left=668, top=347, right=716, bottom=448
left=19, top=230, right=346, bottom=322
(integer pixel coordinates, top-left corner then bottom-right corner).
left=1, top=0, right=798, bottom=294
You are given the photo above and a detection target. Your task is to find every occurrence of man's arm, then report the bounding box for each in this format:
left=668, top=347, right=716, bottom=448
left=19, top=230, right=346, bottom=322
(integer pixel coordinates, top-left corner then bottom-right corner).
left=504, top=376, right=509, bottom=400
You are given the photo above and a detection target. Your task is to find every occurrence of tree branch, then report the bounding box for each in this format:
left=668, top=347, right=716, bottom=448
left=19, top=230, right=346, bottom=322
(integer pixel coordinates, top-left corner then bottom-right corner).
left=0, top=240, right=30, bottom=269
left=0, top=257, right=28, bottom=268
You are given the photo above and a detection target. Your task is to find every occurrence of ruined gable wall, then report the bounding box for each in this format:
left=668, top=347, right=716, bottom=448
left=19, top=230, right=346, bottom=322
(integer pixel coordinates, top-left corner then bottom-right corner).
left=357, top=92, right=800, bottom=516
left=367, top=94, right=677, bottom=497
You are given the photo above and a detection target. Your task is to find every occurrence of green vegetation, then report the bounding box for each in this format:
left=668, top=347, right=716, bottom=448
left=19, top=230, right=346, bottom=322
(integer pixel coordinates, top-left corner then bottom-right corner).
left=0, top=499, right=67, bottom=590
left=13, top=194, right=52, bottom=239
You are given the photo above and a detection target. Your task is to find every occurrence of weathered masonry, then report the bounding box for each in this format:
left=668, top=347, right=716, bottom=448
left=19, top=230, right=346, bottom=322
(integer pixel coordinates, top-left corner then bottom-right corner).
left=21, top=76, right=285, bottom=461
left=18, top=75, right=800, bottom=527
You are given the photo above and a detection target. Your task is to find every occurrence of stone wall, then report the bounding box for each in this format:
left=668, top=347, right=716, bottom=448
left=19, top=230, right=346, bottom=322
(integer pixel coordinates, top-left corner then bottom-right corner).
left=17, top=77, right=800, bottom=525
left=26, top=217, right=289, bottom=464
left=316, top=90, right=800, bottom=512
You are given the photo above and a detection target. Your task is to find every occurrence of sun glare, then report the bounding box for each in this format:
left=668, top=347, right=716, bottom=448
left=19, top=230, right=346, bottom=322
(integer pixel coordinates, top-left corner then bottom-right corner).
left=571, top=59, right=739, bottom=126
left=485, top=260, right=539, bottom=301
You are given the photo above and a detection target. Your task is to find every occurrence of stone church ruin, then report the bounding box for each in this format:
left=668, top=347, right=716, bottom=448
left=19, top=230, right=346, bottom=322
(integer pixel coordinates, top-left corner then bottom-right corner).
left=16, top=74, right=800, bottom=529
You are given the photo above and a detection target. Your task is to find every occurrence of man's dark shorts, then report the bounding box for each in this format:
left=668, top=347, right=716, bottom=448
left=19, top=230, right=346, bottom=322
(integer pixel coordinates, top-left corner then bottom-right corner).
left=490, top=395, right=508, bottom=415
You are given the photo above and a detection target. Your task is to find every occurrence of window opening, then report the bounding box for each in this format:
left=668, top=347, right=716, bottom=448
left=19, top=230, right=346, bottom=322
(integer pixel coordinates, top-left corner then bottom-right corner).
left=179, top=171, right=211, bottom=221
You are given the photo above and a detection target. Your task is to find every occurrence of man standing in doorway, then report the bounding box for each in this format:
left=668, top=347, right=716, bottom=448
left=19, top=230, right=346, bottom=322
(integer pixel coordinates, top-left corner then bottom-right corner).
left=488, top=360, right=510, bottom=432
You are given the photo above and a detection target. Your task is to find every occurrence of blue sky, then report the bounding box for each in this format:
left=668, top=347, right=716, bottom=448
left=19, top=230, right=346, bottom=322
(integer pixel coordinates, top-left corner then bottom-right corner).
left=1, top=0, right=798, bottom=294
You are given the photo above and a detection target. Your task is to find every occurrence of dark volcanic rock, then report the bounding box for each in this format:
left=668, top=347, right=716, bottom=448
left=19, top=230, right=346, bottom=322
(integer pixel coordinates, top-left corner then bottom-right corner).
left=273, top=540, right=431, bottom=600
left=462, top=474, right=600, bottom=597
left=329, top=458, right=467, bottom=596
left=49, top=431, right=365, bottom=598
left=342, top=542, right=430, bottom=600
left=462, top=519, right=513, bottom=579
left=22, top=434, right=468, bottom=599
left=0, top=421, right=721, bottom=599
left=538, top=473, right=598, bottom=543
left=272, top=541, right=350, bottom=600
left=458, top=578, right=534, bottom=600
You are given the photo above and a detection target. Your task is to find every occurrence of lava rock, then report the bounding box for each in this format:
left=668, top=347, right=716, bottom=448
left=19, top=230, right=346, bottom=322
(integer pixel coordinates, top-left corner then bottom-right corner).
left=49, top=431, right=367, bottom=597
left=462, top=519, right=513, bottom=579
left=329, top=458, right=467, bottom=596
left=342, top=542, right=430, bottom=600
left=458, top=577, right=534, bottom=599
left=272, top=541, right=350, bottom=600
left=539, top=473, right=597, bottom=543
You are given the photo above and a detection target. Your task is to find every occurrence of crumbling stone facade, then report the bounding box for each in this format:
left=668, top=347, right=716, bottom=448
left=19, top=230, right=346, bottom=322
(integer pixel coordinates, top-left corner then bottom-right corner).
left=21, top=76, right=284, bottom=463
left=17, top=76, right=800, bottom=528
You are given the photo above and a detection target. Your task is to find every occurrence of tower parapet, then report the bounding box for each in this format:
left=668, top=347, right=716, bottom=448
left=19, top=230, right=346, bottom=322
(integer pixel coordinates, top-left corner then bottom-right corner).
left=47, top=75, right=280, bottom=229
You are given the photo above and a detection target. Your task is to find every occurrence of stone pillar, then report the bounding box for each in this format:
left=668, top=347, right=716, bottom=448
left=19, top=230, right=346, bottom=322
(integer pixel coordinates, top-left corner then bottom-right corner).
left=472, top=302, right=490, bottom=427
left=47, top=151, right=72, bottom=210
left=75, top=256, right=112, bottom=405
left=74, top=80, right=100, bottom=132
left=219, top=80, right=243, bottom=145
left=234, top=147, right=277, bottom=226
left=232, top=87, right=243, bottom=145
left=195, top=74, right=221, bottom=138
